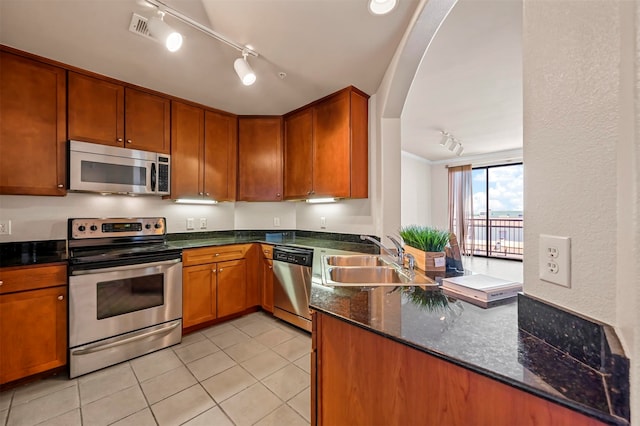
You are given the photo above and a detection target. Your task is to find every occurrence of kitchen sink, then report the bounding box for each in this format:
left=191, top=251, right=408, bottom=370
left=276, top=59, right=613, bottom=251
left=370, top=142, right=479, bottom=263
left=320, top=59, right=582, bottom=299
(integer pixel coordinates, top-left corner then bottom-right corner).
left=322, top=256, right=437, bottom=287
left=324, top=255, right=386, bottom=267
left=328, top=266, right=403, bottom=284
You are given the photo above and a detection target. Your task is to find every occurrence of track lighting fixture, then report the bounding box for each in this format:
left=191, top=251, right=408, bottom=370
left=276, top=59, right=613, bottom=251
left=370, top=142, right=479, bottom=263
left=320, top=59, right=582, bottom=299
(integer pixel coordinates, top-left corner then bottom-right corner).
left=141, top=0, right=260, bottom=86
left=234, top=50, right=257, bottom=86
left=368, top=0, right=397, bottom=15
left=147, top=11, right=183, bottom=52
left=438, top=130, right=464, bottom=156
left=439, top=131, right=452, bottom=147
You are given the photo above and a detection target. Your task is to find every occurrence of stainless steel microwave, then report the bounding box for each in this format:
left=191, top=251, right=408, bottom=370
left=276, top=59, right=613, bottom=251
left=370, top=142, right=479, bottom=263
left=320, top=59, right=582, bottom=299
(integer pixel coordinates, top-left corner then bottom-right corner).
left=68, top=140, right=170, bottom=195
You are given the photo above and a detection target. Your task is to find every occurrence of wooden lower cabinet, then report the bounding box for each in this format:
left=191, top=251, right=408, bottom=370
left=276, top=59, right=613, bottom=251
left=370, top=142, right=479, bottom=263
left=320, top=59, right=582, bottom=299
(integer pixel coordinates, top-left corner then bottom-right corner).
left=260, top=244, right=274, bottom=312
left=0, top=264, right=67, bottom=385
left=261, top=258, right=274, bottom=313
left=217, top=259, right=247, bottom=318
left=182, top=263, right=217, bottom=328
left=182, top=245, right=251, bottom=329
left=312, top=312, right=606, bottom=426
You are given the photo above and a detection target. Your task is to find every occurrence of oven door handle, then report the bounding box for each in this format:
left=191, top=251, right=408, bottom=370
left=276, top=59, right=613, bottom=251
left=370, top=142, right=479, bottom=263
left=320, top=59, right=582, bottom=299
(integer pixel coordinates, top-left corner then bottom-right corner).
left=71, top=258, right=181, bottom=275
left=70, top=320, right=181, bottom=356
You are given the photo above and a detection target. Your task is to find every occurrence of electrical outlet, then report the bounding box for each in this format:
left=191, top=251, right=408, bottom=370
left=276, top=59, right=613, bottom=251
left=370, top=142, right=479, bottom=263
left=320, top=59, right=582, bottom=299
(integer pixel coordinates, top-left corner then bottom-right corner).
left=320, top=216, right=326, bottom=228
left=186, top=218, right=195, bottom=230
left=0, top=220, right=11, bottom=235
left=539, top=234, right=571, bottom=287
left=273, top=217, right=280, bottom=227
left=199, top=218, right=207, bottom=229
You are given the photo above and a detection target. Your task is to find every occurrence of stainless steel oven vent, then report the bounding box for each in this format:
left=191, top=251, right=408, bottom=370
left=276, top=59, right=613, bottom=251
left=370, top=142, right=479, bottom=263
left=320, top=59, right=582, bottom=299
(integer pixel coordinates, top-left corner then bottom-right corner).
left=129, top=13, right=153, bottom=39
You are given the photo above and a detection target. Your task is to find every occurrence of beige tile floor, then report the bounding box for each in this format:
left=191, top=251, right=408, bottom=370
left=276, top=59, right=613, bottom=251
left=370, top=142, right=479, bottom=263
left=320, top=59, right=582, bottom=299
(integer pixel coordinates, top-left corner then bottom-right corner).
left=0, top=312, right=311, bottom=426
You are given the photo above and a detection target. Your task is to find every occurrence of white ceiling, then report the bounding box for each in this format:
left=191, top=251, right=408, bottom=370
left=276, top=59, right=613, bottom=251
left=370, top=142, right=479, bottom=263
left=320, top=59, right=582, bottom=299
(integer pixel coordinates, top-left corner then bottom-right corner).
left=402, top=0, right=523, bottom=161
left=0, top=0, right=522, bottom=162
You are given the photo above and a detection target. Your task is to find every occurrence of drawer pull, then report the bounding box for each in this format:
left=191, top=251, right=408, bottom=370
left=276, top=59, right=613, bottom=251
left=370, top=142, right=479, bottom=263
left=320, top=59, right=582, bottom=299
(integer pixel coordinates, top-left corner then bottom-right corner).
left=215, top=253, right=220, bottom=257
left=0, top=280, right=3, bottom=286
left=57, top=295, right=64, bottom=301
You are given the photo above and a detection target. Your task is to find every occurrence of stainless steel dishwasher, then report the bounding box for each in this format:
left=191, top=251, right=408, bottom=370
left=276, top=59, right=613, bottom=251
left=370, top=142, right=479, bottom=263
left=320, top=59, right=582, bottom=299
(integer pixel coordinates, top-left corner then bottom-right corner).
left=272, top=246, right=314, bottom=332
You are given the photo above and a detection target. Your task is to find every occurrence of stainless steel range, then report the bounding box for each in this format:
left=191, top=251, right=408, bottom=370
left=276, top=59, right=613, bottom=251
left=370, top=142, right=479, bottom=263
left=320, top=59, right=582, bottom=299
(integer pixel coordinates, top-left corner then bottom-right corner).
left=67, top=217, right=182, bottom=378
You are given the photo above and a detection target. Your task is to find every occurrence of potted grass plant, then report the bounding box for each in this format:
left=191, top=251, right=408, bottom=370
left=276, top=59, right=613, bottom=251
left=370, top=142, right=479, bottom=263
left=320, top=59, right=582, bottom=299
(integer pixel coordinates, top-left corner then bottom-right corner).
left=399, top=225, right=450, bottom=272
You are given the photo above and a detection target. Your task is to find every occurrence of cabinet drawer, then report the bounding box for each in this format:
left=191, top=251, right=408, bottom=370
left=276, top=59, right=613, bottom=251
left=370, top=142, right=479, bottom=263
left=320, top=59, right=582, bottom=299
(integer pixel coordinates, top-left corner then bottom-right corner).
left=0, top=263, right=67, bottom=294
left=261, top=244, right=273, bottom=259
left=183, top=244, right=250, bottom=266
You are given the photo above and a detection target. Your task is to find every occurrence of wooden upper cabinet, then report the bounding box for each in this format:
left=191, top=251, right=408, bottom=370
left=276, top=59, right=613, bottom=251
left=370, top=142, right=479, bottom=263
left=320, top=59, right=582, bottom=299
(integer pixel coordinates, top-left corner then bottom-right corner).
left=284, top=86, right=369, bottom=200
left=68, top=72, right=124, bottom=147
left=125, top=88, right=170, bottom=153
left=204, top=110, right=237, bottom=201
left=313, top=87, right=368, bottom=199
left=171, top=101, right=204, bottom=199
left=68, top=72, right=170, bottom=154
left=283, top=108, right=313, bottom=200
left=0, top=51, right=67, bottom=196
left=170, top=102, right=237, bottom=201
left=237, top=117, right=283, bottom=201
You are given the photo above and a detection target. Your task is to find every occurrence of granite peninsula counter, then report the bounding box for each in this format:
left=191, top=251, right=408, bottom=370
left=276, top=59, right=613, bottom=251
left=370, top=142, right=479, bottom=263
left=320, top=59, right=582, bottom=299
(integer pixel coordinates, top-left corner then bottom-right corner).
left=310, top=285, right=629, bottom=425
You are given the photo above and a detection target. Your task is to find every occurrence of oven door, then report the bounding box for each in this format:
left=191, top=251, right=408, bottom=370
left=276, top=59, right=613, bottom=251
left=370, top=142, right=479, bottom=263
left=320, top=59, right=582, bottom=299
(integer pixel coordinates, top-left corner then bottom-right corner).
left=69, top=258, right=182, bottom=348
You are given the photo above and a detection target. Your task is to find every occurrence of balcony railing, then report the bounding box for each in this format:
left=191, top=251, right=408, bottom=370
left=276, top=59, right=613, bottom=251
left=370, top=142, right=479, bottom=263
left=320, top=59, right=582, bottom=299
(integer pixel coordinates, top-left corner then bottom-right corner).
left=462, top=217, right=523, bottom=260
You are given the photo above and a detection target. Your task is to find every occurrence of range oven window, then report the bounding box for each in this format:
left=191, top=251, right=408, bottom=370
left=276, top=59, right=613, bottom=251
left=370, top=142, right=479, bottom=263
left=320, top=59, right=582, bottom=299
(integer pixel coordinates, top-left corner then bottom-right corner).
left=96, top=273, right=164, bottom=320
left=81, top=160, right=147, bottom=186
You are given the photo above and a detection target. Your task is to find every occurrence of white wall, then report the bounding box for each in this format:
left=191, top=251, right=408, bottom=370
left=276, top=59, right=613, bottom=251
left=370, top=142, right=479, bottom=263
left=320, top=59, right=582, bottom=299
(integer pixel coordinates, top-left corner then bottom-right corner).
left=400, top=151, right=432, bottom=227
left=0, top=193, right=237, bottom=242
left=523, top=0, right=638, bottom=420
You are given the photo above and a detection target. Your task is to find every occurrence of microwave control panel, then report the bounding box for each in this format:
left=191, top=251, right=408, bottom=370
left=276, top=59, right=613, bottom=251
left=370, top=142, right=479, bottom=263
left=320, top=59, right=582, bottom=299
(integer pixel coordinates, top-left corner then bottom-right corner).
left=157, top=156, right=170, bottom=194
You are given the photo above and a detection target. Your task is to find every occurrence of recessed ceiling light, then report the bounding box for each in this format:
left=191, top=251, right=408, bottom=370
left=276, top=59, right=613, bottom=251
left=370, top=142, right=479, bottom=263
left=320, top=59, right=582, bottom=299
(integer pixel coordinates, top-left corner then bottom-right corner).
left=368, top=0, right=397, bottom=15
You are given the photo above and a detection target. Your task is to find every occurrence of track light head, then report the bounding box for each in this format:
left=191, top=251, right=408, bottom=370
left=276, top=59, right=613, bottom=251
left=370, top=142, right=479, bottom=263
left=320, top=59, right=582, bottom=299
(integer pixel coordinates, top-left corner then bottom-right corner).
left=368, top=0, right=397, bottom=15
left=234, top=50, right=256, bottom=86
left=439, top=131, right=451, bottom=146
left=148, top=11, right=183, bottom=52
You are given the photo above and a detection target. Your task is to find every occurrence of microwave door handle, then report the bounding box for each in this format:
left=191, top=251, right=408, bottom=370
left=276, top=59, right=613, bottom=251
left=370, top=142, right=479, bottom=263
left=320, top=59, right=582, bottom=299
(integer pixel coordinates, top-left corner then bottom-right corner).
left=151, top=162, right=157, bottom=192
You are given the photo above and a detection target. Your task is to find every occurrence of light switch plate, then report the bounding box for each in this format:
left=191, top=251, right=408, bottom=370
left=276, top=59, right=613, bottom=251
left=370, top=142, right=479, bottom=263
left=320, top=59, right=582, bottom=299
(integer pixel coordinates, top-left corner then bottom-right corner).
left=186, top=218, right=195, bottom=230
left=539, top=234, right=571, bottom=287
left=199, top=218, right=207, bottom=229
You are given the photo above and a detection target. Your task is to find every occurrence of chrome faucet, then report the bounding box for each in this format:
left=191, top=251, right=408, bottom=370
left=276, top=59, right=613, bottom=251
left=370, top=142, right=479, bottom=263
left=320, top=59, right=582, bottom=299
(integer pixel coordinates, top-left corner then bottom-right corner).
left=360, top=235, right=415, bottom=279
left=359, top=235, right=397, bottom=259
left=386, top=236, right=404, bottom=262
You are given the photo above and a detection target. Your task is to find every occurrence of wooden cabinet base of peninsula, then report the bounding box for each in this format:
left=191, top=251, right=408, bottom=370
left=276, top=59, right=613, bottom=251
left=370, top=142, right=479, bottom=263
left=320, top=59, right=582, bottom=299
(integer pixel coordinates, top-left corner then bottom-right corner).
left=311, top=312, right=606, bottom=426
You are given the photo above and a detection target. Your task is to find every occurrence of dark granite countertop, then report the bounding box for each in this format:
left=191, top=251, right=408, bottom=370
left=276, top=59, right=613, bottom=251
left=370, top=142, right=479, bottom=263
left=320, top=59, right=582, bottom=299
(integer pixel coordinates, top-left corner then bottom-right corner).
left=0, top=240, right=67, bottom=267
left=310, top=285, right=628, bottom=425
left=166, top=230, right=379, bottom=254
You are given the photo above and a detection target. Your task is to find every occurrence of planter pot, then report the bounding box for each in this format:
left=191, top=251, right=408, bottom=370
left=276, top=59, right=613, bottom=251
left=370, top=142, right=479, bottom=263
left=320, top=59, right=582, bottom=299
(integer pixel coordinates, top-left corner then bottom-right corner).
left=404, top=245, right=446, bottom=272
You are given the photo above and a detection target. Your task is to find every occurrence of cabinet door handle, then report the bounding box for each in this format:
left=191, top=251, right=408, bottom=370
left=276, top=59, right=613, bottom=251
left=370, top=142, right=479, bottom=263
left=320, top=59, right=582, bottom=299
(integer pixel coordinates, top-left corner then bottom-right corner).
left=276, top=193, right=281, bottom=198
left=212, top=269, right=216, bottom=273
left=205, top=193, right=210, bottom=196
left=219, top=268, right=223, bottom=272
left=57, top=295, right=64, bottom=301
left=126, top=139, right=132, bottom=144
left=57, top=184, right=64, bottom=188
left=199, top=192, right=203, bottom=196
left=117, top=138, right=123, bottom=142
left=269, top=266, right=272, bottom=270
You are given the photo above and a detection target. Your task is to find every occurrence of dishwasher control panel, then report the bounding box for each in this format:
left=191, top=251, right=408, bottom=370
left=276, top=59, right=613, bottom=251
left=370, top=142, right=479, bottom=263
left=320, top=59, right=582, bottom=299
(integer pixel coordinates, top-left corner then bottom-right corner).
left=273, top=246, right=314, bottom=266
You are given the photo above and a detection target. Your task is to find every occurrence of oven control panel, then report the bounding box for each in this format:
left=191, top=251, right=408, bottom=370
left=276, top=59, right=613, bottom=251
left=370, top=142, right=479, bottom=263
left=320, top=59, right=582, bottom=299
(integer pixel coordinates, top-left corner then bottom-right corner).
left=69, top=217, right=166, bottom=239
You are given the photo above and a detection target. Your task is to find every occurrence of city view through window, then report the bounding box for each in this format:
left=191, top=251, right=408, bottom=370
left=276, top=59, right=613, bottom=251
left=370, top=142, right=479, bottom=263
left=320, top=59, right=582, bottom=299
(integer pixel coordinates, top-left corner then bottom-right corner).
left=471, top=163, right=523, bottom=259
